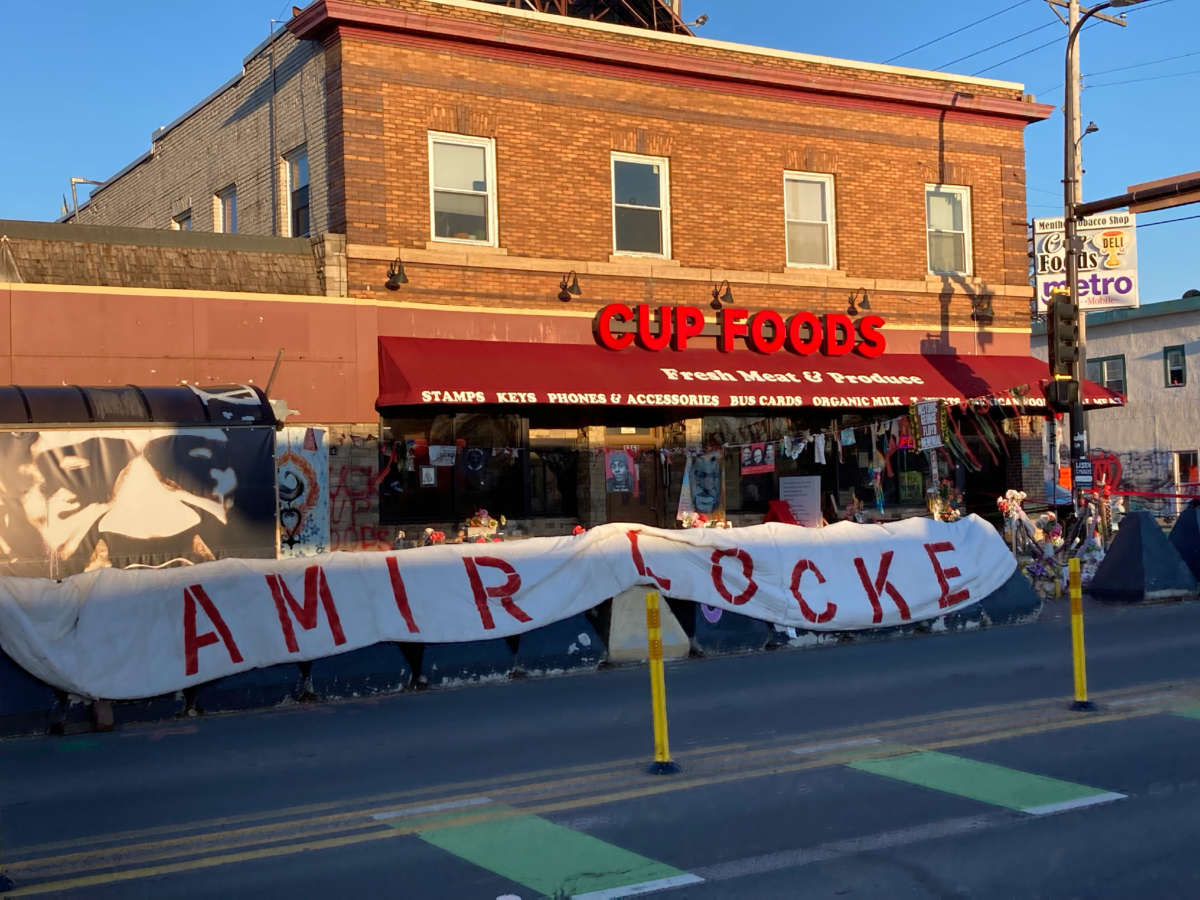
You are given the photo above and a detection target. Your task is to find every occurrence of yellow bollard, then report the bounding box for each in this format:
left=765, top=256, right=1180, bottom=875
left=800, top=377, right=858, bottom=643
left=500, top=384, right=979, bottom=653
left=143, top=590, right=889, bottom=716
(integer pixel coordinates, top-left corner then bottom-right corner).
left=644, top=591, right=680, bottom=774
left=1068, top=558, right=1095, bottom=711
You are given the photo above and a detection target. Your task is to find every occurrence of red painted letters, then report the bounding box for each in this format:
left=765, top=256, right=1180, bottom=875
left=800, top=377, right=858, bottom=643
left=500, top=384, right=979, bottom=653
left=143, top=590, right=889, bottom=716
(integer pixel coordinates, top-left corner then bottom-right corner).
left=853, top=551, right=912, bottom=623
left=789, top=559, right=836, bottom=624
left=183, top=584, right=243, bottom=676
left=265, top=566, right=348, bottom=653
left=710, top=547, right=758, bottom=605
left=386, top=557, right=421, bottom=633
left=924, top=542, right=970, bottom=609
left=626, top=529, right=672, bottom=590
left=463, top=557, right=531, bottom=630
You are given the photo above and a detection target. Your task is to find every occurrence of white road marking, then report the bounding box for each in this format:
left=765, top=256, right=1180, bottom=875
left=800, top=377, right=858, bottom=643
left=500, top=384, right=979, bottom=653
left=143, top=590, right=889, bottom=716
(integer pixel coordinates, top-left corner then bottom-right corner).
left=1022, top=792, right=1127, bottom=816
left=370, top=796, right=492, bottom=821
left=572, top=874, right=704, bottom=899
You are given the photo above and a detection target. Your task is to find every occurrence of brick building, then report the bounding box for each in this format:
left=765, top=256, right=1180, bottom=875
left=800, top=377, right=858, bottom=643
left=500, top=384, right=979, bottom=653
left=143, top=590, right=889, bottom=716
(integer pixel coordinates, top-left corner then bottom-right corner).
left=10, top=0, right=1124, bottom=540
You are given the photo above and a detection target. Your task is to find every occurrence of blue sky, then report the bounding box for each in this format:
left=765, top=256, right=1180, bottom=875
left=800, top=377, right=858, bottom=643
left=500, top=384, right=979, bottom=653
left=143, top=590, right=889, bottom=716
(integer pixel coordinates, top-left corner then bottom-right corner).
left=1, top=0, right=1195, bottom=301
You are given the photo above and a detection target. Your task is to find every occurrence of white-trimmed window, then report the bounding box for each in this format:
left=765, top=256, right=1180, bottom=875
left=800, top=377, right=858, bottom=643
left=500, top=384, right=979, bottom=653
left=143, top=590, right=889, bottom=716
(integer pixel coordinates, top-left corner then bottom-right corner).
left=611, top=152, right=670, bottom=257
left=925, top=184, right=972, bottom=275
left=285, top=146, right=310, bottom=238
left=784, top=171, right=836, bottom=268
left=428, top=132, right=497, bottom=245
left=215, top=185, right=237, bottom=234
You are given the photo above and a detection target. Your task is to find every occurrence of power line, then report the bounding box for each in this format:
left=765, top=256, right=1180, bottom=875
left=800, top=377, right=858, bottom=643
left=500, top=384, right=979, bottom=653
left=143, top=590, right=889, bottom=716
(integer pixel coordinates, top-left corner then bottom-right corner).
left=882, top=0, right=1035, bottom=64
left=1137, top=214, right=1200, bottom=229
left=938, top=21, right=1056, bottom=70
left=1088, top=67, right=1200, bottom=88
left=970, top=28, right=1080, bottom=76
left=1088, top=47, right=1200, bottom=78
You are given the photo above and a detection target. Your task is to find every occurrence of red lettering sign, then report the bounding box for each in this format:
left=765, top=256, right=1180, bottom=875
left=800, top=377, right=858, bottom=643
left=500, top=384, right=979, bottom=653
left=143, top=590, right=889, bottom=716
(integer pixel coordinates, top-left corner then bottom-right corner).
left=266, top=566, right=347, bottom=654
left=183, top=584, right=243, bottom=676
left=463, top=557, right=531, bottom=630
left=923, top=542, right=970, bottom=609
left=853, top=551, right=912, bottom=623
left=710, top=547, right=757, bottom=606
left=789, top=559, right=836, bottom=624
left=593, top=303, right=888, bottom=356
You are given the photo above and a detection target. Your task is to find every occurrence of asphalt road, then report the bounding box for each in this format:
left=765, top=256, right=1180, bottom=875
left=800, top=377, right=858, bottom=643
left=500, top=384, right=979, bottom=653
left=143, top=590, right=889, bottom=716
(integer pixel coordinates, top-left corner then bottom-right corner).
left=3, top=597, right=1200, bottom=898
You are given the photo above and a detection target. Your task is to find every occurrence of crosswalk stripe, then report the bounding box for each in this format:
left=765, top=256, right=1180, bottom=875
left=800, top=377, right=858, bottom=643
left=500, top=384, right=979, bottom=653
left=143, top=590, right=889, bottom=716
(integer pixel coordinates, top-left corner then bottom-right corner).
left=849, top=750, right=1125, bottom=815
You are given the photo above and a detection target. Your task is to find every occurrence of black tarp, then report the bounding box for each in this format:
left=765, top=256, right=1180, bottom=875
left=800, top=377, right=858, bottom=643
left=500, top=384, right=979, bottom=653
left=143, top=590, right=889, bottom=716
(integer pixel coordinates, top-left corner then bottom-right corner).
left=1088, top=511, right=1198, bottom=602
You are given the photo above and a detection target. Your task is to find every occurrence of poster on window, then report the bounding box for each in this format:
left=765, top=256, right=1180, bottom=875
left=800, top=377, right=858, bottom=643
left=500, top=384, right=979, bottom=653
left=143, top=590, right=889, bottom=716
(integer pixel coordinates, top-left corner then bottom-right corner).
left=605, top=450, right=638, bottom=494
left=677, top=451, right=724, bottom=521
left=429, top=445, right=457, bottom=467
left=740, top=442, right=775, bottom=475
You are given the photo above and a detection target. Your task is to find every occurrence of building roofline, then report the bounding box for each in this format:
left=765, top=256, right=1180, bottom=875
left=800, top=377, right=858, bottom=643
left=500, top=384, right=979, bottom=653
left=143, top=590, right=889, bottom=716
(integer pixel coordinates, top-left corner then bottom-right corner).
left=1087, top=294, right=1200, bottom=328
left=290, top=0, right=1051, bottom=126
left=404, top=0, right=1030, bottom=92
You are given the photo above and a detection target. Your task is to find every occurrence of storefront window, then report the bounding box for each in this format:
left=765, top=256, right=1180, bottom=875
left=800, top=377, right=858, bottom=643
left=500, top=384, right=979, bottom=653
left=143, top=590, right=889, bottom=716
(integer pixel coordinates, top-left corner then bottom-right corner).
left=379, top=414, right=578, bottom=527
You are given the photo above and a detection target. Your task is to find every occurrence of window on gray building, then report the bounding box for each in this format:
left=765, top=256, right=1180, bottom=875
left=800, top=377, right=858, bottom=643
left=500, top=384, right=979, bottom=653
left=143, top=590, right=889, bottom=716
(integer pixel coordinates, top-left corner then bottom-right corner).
left=1164, top=345, right=1186, bottom=387
left=215, top=186, right=237, bottom=234
left=286, top=147, right=310, bottom=238
left=171, top=210, right=192, bottom=231
left=1087, top=354, right=1126, bottom=395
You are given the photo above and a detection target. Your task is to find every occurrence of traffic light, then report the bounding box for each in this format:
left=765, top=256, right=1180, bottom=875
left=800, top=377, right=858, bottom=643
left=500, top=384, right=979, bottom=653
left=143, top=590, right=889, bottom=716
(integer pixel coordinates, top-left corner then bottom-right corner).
left=1046, top=286, right=1079, bottom=378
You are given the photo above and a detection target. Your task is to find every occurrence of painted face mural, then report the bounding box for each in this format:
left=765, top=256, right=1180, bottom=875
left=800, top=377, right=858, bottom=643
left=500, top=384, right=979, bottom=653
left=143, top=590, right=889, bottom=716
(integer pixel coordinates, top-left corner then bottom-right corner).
left=0, top=427, right=276, bottom=577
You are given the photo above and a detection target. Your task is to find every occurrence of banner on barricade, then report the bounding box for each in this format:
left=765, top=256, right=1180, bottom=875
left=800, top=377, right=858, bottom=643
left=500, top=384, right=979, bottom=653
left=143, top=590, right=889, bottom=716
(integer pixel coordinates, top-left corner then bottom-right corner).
left=0, top=517, right=1015, bottom=700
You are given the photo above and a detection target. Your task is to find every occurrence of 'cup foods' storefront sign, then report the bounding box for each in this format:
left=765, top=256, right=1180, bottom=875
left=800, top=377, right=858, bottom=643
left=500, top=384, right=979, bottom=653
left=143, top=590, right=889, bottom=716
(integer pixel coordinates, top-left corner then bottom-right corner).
left=1033, top=213, right=1139, bottom=312
left=594, top=304, right=887, bottom=357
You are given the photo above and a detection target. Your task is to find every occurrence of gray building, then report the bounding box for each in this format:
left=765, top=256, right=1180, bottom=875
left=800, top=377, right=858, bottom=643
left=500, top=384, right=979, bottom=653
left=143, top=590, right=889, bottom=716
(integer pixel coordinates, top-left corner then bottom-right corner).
left=1034, top=292, right=1200, bottom=507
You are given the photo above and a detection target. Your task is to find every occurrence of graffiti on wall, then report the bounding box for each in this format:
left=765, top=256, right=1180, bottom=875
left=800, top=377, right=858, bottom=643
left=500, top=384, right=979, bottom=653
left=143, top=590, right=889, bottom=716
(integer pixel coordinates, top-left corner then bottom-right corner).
left=0, top=427, right=277, bottom=578
left=328, top=431, right=392, bottom=550
left=276, top=427, right=330, bottom=558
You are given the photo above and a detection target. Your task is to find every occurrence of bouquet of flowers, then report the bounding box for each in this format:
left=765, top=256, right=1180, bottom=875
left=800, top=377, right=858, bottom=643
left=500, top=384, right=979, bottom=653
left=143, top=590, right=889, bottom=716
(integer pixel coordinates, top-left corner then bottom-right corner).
left=679, top=512, right=733, bottom=529
left=422, top=528, right=446, bottom=546
left=467, top=508, right=505, bottom=537
left=929, top=478, right=964, bottom=522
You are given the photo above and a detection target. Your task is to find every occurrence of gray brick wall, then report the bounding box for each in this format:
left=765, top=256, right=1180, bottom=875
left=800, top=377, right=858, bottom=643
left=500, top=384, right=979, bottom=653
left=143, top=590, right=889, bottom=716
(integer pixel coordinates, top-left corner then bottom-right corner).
left=68, top=30, right=328, bottom=239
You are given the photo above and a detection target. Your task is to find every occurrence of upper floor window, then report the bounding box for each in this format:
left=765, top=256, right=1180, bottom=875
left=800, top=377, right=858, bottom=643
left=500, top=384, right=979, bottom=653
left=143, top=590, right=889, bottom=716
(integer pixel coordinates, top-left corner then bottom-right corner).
left=1087, top=354, right=1126, bottom=396
left=1164, top=345, right=1186, bottom=387
left=428, top=132, right=496, bottom=245
left=784, top=171, right=836, bottom=268
left=926, top=184, right=972, bottom=275
left=286, top=147, right=310, bottom=238
left=215, top=185, right=237, bottom=234
left=612, top=152, right=670, bottom=257
left=171, top=210, right=192, bottom=231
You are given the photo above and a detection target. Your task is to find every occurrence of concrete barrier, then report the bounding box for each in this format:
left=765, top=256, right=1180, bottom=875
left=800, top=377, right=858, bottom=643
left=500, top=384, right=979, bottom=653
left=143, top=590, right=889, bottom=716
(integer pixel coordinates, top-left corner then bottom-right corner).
left=606, top=586, right=690, bottom=664
left=1090, top=511, right=1198, bottom=602
left=189, top=663, right=303, bottom=714
left=1168, top=504, right=1200, bottom=582
left=417, top=638, right=515, bottom=687
left=978, top=569, right=1043, bottom=625
left=308, top=642, right=412, bottom=698
left=514, top=613, right=606, bottom=674
left=668, top=599, right=771, bottom=656
left=110, top=693, right=186, bottom=728
left=0, top=647, right=58, bottom=736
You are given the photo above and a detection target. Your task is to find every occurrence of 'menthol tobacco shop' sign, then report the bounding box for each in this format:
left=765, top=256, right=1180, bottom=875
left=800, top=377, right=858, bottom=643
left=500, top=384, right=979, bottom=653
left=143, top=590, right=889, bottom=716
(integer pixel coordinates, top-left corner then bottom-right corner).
left=1033, top=213, right=1139, bottom=312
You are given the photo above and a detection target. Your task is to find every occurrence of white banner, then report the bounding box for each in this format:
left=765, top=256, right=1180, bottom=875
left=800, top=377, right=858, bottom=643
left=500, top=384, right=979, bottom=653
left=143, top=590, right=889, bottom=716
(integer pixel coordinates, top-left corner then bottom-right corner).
left=0, top=517, right=1015, bottom=700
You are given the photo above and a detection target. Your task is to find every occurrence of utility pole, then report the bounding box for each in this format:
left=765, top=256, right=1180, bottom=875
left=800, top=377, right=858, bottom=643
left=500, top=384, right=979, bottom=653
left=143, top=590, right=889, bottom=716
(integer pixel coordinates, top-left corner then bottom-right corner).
left=1055, top=0, right=1145, bottom=508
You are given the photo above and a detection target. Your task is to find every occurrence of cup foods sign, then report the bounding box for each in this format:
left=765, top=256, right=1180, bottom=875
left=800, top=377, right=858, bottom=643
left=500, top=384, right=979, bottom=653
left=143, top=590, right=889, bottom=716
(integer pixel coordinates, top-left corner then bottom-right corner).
left=1033, top=213, right=1139, bottom=312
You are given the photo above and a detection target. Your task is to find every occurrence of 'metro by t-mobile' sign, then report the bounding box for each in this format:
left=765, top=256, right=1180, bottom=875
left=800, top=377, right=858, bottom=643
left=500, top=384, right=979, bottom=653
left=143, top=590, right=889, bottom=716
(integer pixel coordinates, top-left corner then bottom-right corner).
left=593, top=304, right=887, bottom=358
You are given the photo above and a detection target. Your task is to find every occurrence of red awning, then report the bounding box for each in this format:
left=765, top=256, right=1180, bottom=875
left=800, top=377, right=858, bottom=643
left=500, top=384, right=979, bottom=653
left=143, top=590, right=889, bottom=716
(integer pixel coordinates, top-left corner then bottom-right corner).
left=377, top=337, right=1124, bottom=412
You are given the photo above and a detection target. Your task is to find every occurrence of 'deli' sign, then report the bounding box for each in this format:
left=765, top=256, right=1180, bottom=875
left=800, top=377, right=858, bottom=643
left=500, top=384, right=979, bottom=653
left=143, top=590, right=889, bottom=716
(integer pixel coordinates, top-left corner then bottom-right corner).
left=1033, top=213, right=1139, bottom=312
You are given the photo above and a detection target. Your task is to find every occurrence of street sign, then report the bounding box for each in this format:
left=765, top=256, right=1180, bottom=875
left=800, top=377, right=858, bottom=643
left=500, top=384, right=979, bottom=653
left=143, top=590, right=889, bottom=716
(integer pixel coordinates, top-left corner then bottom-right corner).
left=1073, top=459, right=1094, bottom=491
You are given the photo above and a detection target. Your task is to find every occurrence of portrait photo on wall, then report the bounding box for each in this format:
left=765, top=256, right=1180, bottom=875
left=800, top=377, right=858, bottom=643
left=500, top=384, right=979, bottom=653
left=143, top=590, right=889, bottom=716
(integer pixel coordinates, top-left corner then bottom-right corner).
left=605, top=449, right=638, bottom=494
left=677, top=451, right=724, bottom=520
left=740, top=441, right=775, bottom=475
